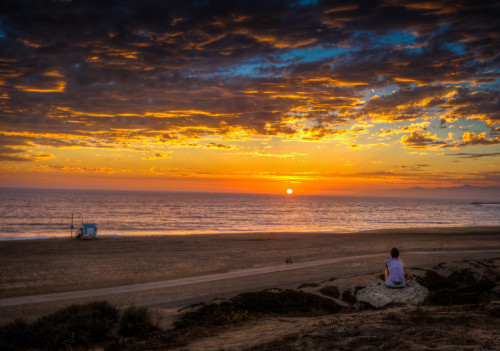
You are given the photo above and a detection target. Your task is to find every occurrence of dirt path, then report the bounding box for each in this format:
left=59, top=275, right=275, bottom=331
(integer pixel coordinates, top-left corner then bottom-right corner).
left=2, top=249, right=499, bottom=308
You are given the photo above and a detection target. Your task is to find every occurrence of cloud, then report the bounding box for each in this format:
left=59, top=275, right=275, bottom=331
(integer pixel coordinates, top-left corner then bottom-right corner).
left=399, top=130, right=500, bottom=150
left=349, top=143, right=387, bottom=149
left=0, top=146, right=29, bottom=162
left=401, top=131, right=448, bottom=149
left=0, top=149, right=53, bottom=162
left=32, top=165, right=130, bottom=174
left=358, top=86, right=457, bottom=122
left=145, top=153, right=172, bottom=160
left=446, top=152, right=500, bottom=159
left=441, top=88, right=500, bottom=125
left=237, top=151, right=308, bottom=159
left=0, top=0, right=499, bottom=171
left=459, top=132, right=500, bottom=147
left=0, top=133, right=55, bottom=162
left=377, top=121, right=431, bottom=136
left=204, top=143, right=242, bottom=150
left=394, top=163, right=432, bottom=171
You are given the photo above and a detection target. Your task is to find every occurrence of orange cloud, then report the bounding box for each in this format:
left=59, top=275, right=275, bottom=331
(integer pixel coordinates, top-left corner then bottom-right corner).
left=252, top=35, right=317, bottom=48
left=15, top=80, right=66, bottom=93
left=32, top=165, right=132, bottom=174
left=393, top=77, right=425, bottom=86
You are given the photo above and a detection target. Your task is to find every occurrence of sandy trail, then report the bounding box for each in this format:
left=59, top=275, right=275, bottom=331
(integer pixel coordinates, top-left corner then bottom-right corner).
left=1, top=249, right=500, bottom=308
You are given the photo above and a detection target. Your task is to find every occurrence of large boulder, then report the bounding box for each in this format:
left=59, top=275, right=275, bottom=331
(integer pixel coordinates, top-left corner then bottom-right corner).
left=356, top=280, right=428, bottom=308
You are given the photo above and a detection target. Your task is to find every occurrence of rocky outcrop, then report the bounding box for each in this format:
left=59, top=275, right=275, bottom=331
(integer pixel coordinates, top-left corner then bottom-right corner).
left=356, top=280, right=428, bottom=308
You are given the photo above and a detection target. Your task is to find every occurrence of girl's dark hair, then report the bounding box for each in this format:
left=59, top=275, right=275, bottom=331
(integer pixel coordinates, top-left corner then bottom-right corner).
left=390, top=247, right=400, bottom=258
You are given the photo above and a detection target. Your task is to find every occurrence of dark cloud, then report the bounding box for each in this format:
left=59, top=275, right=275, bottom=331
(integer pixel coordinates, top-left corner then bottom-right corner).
left=0, top=145, right=52, bottom=162
left=0, top=0, right=499, bottom=155
left=395, top=163, right=431, bottom=170
left=447, top=152, right=500, bottom=159
left=360, top=85, right=453, bottom=121
left=446, top=89, right=500, bottom=125
left=0, top=146, right=26, bottom=162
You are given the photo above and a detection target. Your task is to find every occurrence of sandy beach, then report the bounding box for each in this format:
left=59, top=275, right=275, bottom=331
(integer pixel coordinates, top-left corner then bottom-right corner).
left=1, top=227, right=499, bottom=324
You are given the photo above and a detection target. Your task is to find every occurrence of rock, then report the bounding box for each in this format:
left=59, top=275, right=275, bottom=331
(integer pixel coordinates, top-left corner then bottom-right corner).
left=355, top=280, right=429, bottom=308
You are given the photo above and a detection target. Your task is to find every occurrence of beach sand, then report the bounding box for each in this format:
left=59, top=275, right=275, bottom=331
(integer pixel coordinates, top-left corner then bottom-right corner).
left=1, top=226, right=499, bottom=326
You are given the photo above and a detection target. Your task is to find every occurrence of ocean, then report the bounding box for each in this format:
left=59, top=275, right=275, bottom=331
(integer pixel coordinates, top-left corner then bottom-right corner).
left=1, top=188, right=499, bottom=240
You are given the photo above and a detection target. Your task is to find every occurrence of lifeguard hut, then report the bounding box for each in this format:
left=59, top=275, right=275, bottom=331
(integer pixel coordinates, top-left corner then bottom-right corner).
left=76, top=223, right=98, bottom=239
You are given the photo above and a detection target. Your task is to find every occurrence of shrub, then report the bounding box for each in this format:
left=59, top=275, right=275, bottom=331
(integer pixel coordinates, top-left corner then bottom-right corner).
left=34, top=301, right=119, bottom=349
left=119, top=305, right=158, bottom=338
left=0, top=301, right=119, bottom=350
left=236, top=289, right=341, bottom=315
left=0, top=319, right=30, bottom=350
left=175, top=289, right=342, bottom=331
left=415, top=269, right=449, bottom=290
left=298, top=282, right=320, bottom=289
left=416, top=268, right=499, bottom=305
left=1, top=290, right=346, bottom=350
left=175, top=301, right=250, bottom=329
left=341, top=289, right=355, bottom=303
left=319, top=285, right=339, bottom=298
left=341, top=286, right=365, bottom=304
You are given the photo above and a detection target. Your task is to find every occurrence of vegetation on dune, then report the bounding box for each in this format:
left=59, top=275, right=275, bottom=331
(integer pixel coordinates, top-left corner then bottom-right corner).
left=297, top=282, right=320, bottom=289
left=340, top=286, right=365, bottom=304
left=1, top=262, right=498, bottom=350
left=0, top=289, right=343, bottom=350
left=176, top=289, right=341, bottom=330
left=118, top=305, right=159, bottom=338
left=318, top=285, right=340, bottom=299
left=162, top=289, right=343, bottom=348
left=0, top=302, right=157, bottom=351
left=247, top=304, right=500, bottom=351
left=415, top=267, right=499, bottom=305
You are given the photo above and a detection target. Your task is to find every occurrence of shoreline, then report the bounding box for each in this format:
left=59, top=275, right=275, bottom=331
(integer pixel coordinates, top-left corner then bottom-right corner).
left=1, top=225, right=499, bottom=241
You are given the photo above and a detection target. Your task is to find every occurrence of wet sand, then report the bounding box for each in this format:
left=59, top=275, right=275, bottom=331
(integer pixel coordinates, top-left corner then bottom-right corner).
left=0, top=226, right=499, bottom=323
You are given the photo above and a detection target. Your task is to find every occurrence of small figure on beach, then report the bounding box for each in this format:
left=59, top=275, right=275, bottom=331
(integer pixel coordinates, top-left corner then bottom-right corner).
left=384, top=246, right=405, bottom=288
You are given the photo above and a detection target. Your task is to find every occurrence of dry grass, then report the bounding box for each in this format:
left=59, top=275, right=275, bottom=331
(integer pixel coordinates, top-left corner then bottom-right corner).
left=246, top=304, right=500, bottom=351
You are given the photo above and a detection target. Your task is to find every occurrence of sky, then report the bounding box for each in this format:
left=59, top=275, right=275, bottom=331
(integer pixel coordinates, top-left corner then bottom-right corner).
left=0, top=0, right=499, bottom=195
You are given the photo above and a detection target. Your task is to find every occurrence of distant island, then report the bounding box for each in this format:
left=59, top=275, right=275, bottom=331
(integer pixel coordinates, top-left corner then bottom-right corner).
left=364, top=185, right=500, bottom=201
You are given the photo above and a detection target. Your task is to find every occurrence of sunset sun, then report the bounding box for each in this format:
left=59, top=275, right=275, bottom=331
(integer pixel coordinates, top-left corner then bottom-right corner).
left=286, top=189, right=293, bottom=195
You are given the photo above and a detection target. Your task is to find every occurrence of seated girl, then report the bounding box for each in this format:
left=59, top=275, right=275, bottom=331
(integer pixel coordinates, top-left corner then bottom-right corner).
left=384, top=247, right=405, bottom=288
